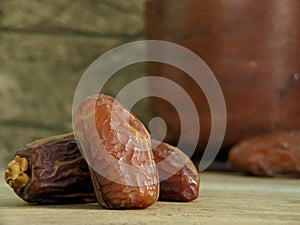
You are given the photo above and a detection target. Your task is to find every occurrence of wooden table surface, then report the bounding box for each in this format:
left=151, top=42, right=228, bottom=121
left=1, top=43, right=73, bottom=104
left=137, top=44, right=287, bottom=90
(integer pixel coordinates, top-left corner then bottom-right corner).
left=0, top=170, right=299, bottom=225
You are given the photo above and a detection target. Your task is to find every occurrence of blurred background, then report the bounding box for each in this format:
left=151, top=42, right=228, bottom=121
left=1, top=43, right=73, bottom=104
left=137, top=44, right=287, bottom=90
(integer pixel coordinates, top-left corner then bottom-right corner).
left=1, top=0, right=300, bottom=171
left=0, top=0, right=148, bottom=168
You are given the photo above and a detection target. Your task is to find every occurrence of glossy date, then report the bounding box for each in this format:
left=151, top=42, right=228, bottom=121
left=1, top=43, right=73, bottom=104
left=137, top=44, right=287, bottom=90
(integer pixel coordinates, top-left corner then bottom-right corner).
left=74, top=94, right=159, bottom=209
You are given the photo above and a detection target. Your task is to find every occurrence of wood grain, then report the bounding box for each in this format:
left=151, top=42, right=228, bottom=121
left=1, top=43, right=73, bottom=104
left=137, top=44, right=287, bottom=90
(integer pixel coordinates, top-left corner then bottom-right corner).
left=1, top=171, right=299, bottom=225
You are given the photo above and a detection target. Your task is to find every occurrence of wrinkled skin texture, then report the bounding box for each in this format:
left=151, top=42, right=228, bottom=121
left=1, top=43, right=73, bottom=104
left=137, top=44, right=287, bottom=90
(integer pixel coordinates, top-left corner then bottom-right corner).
left=228, top=131, right=300, bottom=177
left=75, top=94, right=159, bottom=209
left=5, top=132, right=200, bottom=204
left=4, top=133, right=96, bottom=204
left=152, top=140, right=199, bottom=201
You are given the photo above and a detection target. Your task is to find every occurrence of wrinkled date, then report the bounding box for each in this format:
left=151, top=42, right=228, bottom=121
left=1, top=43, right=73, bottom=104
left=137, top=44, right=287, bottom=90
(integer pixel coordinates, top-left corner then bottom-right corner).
left=74, top=94, right=159, bottom=209
left=5, top=96, right=200, bottom=205
left=228, top=131, right=300, bottom=177
left=152, top=140, right=199, bottom=201
left=4, top=133, right=96, bottom=204
left=4, top=133, right=199, bottom=204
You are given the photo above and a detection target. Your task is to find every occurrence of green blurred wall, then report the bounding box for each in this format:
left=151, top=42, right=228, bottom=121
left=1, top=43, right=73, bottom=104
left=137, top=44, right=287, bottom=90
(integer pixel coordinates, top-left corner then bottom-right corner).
left=0, top=0, right=147, bottom=168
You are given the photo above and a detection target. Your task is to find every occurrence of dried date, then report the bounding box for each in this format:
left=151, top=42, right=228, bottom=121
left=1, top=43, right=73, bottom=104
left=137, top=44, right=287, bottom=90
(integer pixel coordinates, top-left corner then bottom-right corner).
left=152, top=140, right=199, bottom=201
left=4, top=133, right=96, bottom=204
left=5, top=96, right=200, bottom=205
left=228, top=131, right=300, bottom=177
left=74, top=94, right=159, bottom=209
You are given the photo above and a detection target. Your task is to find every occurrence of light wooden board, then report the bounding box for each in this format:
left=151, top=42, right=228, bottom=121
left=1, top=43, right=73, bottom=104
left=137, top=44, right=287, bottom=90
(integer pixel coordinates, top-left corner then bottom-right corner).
left=0, top=171, right=299, bottom=225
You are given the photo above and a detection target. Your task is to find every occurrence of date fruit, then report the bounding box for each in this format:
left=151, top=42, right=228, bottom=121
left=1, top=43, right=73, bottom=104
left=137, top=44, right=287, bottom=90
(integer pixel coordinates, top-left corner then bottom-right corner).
left=4, top=133, right=96, bottom=204
left=228, top=131, right=300, bottom=177
left=4, top=133, right=199, bottom=204
left=74, top=94, right=159, bottom=209
left=152, top=140, right=199, bottom=201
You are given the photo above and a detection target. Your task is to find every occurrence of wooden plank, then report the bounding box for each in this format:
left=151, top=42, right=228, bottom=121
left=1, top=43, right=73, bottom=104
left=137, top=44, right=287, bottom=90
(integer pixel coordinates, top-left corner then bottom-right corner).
left=0, top=171, right=299, bottom=225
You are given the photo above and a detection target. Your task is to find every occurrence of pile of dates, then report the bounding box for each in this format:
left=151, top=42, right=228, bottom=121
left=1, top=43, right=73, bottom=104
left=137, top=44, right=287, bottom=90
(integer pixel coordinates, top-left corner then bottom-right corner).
left=4, top=94, right=199, bottom=209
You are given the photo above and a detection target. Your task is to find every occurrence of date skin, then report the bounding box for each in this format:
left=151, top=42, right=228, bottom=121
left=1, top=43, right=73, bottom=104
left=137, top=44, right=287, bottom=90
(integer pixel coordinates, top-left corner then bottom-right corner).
left=4, top=133, right=96, bottom=204
left=229, top=131, right=300, bottom=177
left=74, top=94, right=159, bottom=209
left=152, top=140, right=199, bottom=201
